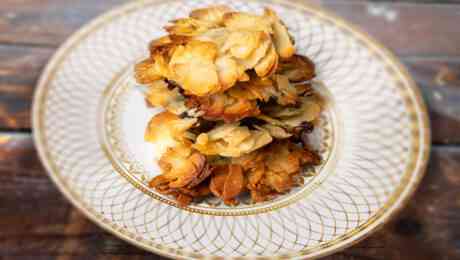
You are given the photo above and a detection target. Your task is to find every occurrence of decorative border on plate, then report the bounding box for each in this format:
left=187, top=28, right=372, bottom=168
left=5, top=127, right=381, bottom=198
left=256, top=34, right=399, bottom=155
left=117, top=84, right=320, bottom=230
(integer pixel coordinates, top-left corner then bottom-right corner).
left=32, top=0, right=431, bottom=259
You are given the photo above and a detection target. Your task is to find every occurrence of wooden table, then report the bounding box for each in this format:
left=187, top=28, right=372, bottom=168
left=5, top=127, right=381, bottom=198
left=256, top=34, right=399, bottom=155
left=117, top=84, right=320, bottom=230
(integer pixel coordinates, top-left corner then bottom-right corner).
left=1, top=0, right=459, bottom=259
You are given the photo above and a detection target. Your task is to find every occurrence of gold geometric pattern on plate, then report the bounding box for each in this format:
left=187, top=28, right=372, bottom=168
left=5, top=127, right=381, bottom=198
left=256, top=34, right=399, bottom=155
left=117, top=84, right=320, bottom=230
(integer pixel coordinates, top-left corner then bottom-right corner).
left=33, top=0, right=430, bottom=259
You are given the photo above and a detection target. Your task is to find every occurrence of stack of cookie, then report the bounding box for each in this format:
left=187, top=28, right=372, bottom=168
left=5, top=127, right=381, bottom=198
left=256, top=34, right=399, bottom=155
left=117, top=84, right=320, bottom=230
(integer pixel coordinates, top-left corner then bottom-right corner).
left=135, top=5, right=322, bottom=206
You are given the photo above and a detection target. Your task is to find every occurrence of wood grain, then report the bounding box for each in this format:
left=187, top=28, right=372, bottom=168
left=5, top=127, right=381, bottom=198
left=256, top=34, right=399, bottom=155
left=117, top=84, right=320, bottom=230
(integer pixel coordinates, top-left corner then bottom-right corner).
left=0, top=0, right=124, bottom=47
left=0, top=133, right=459, bottom=259
left=320, top=2, right=460, bottom=56
left=0, top=0, right=459, bottom=56
left=0, top=45, right=52, bottom=130
left=0, top=134, right=165, bottom=259
left=403, top=58, right=460, bottom=144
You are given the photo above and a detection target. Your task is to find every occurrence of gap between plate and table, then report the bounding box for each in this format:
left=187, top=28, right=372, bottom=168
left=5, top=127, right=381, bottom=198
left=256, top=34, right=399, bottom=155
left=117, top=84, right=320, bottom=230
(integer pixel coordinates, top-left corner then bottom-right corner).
left=0, top=0, right=459, bottom=260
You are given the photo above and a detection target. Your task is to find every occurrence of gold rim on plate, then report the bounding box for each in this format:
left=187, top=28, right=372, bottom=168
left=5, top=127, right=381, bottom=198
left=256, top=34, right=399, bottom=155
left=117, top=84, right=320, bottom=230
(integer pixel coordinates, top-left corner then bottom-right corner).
left=32, top=0, right=431, bottom=259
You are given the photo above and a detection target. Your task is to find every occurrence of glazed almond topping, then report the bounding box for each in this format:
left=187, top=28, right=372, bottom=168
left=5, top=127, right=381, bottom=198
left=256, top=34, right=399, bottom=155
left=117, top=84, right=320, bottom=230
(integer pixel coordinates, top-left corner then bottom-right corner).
left=136, top=5, right=322, bottom=206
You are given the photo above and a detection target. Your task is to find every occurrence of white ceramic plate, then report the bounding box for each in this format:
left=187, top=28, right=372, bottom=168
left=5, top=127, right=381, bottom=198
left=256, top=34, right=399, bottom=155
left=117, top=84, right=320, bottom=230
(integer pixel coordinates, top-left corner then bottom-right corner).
left=33, top=0, right=430, bottom=259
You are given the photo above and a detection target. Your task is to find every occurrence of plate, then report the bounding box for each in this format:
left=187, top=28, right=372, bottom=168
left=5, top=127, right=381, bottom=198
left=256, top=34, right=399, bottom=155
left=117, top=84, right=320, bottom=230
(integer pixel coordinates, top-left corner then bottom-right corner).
left=32, top=0, right=430, bottom=259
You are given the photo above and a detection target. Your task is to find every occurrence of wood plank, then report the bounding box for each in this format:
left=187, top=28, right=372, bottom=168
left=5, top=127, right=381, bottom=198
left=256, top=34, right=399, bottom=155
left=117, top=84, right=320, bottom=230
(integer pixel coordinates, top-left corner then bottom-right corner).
left=0, top=0, right=125, bottom=47
left=319, top=1, right=460, bottom=56
left=0, top=133, right=459, bottom=259
left=0, top=134, right=167, bottom=259
left=0, top=45, right=53, bottom=130
left=0, top=0, right=459, bottom=56
left=403, top=58, right=460, bottom=145
left=1, top=45, right=459, bottom=144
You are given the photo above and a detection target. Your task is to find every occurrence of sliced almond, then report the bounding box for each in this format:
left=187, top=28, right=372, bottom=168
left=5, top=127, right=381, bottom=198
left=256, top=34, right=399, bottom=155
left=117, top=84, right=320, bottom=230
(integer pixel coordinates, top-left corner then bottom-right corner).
left=190, top=5, right=233, bottom=24
left=145, top=80, right=188, bottom=115
left=169, top=41, right=220, bottom=96
left=144, top=111, right=197, bottom=160
left=222, top=164, right=245, bottom=200
left=210, top=166, right=228, bottom=197
left=223, top=12, right=273, bottom=33
left=257, top=125, right=292, bottom=139
left=165, top=18, right=217, bottom=36
left=215, top=55, right=239, bottom=91
left=264, top=8, right=295, bottom=58
left=254, top=44, right=278, bottom=77
left=237, top=33, right=271, bottom=71
left=282, top=97, right=321, bottom=127
left=222, top=31, right=263, bottom=59
left=277, top=55, right=316, bottom=82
